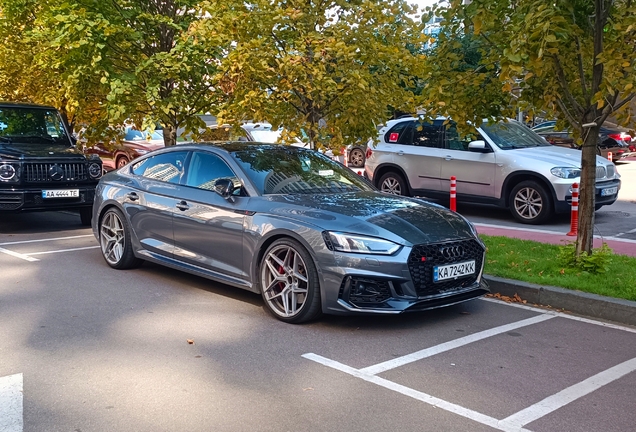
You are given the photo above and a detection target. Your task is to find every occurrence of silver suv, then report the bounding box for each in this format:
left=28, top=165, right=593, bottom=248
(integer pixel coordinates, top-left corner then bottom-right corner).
left=365, top=117, right=621, bottom=224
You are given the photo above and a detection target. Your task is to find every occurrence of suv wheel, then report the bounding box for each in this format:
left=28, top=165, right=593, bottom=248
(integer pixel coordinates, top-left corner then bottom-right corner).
left=378, top=172, right=408, bottom=196
left=509, top=181, right=552, bottom=224
left=349, top=148, right=365, bottom=167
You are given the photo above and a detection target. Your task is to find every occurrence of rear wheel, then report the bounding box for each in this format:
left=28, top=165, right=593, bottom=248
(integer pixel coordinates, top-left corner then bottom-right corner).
left=509, top=181, right=553, bottom=224
left=349, top=148, right=365, bottom=167
left=116, top=156, right=129, bottom=169
left=99, top=207, right=142, bottom=269
left=378, top=172, right=408, bottom=196
left=259, top=238, right=322, bottom=324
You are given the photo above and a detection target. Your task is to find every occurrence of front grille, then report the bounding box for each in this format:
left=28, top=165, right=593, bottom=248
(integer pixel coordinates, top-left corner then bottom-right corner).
left=339, top=276, right=393, bottom=307
left=408, top=239, right=484, bottom=297
left=0, top=192, right=23, bottom=210
left=24, top=162, right=87, bottom=182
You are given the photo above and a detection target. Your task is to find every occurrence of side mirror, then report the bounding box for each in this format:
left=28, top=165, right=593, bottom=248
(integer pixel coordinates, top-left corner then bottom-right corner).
left=468, top=140, right=490, bottom=152
left=214, top=178, right=235, bottom=199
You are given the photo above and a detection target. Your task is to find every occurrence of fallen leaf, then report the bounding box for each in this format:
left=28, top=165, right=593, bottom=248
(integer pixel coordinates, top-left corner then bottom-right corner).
left=187, top=339, right=194, bottom=345
left=303, top=387, right=314, bottom=391
left=560, top=268, right=565, bottom=274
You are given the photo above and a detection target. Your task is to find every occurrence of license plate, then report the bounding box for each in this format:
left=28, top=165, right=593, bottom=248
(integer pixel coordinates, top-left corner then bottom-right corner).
left=434, top=260, right=476, bottom=282
left=600, top=187, right=618, bottom=196
left=42, top=189, right=79, bottom=198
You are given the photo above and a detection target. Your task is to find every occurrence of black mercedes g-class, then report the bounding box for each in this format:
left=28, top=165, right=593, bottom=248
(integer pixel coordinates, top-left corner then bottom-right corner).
left=0, top=102, right=102, bottom=225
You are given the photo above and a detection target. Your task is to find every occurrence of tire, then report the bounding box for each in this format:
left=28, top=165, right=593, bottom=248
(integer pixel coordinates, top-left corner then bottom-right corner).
left=98, top=207, right=142, bottom=269
left=378, top=171, right=408, bottom=196
left=509, top=181, right=553, bottom=224
left=116, top=156, right=129, bottom=169
left=349, top=148, right=365, bottom=167
left=258, top=238, right=322, bottom=324
left=79, top=207, right=92, bottom=226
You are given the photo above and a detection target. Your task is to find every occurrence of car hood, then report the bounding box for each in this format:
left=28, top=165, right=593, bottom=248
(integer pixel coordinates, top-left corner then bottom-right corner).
left=261, top=192, right=477, bottom=245
left=0, top=143, right=85, bottom=160
left=506, top=145, right=606, bottom=166
left=122, top=140, right=165, bottom=151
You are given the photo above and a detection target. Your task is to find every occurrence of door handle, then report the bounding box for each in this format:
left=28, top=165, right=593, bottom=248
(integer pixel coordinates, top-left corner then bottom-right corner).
left=396, top=151, right=404, bottom=156
left=444, top=155, right=453, bottom=161
left=175, top=201, right=189, bottom=211
left=126, top=192, right=139, bottom=201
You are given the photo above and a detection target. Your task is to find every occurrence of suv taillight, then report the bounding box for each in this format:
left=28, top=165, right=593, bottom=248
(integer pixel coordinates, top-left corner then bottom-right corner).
left=608, top=133, right=631, bottom=142
left=366, top=147, right=373, bottom=159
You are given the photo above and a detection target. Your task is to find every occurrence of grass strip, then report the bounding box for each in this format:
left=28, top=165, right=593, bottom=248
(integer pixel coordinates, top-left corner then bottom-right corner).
left=481, top=235, right=636, bottom=302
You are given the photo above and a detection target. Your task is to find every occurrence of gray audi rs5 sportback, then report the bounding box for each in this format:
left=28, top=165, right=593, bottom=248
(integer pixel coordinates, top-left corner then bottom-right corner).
left=92, top=142, right=488, bottom=323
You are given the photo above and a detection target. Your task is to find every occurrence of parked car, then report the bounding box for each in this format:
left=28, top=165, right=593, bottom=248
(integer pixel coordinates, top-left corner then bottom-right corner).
left=83, top=127, right=165, bottom=172
left=364, top=117, right=621, bottom=224
left=0, top=102, right=103, bottom=225
left=531, top=121, right=634, bottom=162
left=92, top=143, right=488, bottom=323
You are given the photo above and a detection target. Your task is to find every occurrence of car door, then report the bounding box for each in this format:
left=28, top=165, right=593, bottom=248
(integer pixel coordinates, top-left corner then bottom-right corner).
left=387, top=120, right=445, bottom=192
left=127, top=151, right=189, bottom=257
left=440, top=123, right=496, bottom=198
left=172, top=150, right=248, bottom=281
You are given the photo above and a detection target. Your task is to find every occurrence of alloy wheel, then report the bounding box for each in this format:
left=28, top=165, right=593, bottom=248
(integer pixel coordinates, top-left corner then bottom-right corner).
left=349, top=149, right=365, bottom=167
left=261, top=245, right=309, bottom=318
left=381, top=177, right=402, bottom=195
left=513, top=187, right=543, bottom=220
left=100, top=211, right=126, bottom=265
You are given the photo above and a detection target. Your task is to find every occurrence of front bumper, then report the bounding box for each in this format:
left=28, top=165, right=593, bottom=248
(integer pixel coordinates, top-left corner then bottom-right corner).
left=0, top=187, right=96, bottom=212
left=320, top=238, right=489, bottom=315
left=553, top=179, right=621, bottom=213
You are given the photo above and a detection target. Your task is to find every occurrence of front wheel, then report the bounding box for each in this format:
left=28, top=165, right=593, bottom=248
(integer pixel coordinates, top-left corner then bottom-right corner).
left=116, top=156, right=130, bottom=169
left=509, top=181, right=553, bottom=224
left=79, top=207, right=92, bottom=226
left=99, top=207, right=142, bottom=269
left=378, top=172, right=408, bottom=196
left=259, top=238, right=322, bottom=323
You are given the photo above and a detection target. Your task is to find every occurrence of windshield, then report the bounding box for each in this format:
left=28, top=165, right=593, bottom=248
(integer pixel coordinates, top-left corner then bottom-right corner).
left=0, top=107, right=71, bottom=145
left=481, top=120, right=550, bottom=149
left=232, top=146, right=374, bottom=195
left=124, top=129, right=163, bottom=141
left=249, top=129, right=282, bottom=143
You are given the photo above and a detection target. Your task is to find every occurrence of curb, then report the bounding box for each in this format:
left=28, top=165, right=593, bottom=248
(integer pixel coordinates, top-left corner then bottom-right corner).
left=484, top=275, right=636, bottom=327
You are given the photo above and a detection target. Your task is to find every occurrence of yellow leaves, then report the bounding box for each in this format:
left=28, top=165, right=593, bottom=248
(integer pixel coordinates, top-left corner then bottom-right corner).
left=622, top=62, right=631, bottom=68
left=625, top=83, right=634, bottom=92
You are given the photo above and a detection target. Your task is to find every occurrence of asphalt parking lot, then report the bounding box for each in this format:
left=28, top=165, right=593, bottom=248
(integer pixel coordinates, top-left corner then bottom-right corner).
left=1, top=211, right=635, bottom=431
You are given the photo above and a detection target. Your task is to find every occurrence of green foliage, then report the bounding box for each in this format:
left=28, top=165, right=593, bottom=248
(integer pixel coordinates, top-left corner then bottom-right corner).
left=205, top=0, right=426, bottom=149
left=422, top=0, right=636, bottom=253
left=557, top=242, right=614, bottom=274
left=482, top=235, right=636, bottom=301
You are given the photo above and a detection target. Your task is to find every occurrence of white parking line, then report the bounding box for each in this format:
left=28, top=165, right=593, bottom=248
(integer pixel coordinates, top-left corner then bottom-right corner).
left=500, top=357, right=636, bottom=429
left=0, top=373, right=23, bottom=432
left=480, top=297, right=636, bottom=334
left=359, top=314, right=555, bottom=375
left=474, top=222, right=636, bottom=244
left=303, top=353, right=532, bottom=432
left=0, top=247, right=39, bottom=262
left=0, top=234, right=93, bottom=246
left=28, top=246, right=100, bottom=256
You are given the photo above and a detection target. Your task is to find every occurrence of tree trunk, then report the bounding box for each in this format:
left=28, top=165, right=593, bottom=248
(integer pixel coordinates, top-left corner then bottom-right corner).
left=576, top=125, right=599, bottom=255
left=162, top=124, right=177, bottom=147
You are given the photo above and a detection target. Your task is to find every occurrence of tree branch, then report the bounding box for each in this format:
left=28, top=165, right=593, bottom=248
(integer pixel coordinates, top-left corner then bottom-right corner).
left=548, top=54, right=584, bottom=116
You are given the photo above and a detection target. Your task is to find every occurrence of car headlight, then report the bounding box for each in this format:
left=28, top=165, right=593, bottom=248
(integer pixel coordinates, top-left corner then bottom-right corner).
left=551, top=167, right=581, bottom=179
left=135, top=149, right=150, bottom=155
left=0, top=163, right=18, bottom=182
left=88, top=162, right=103, bottom=179
left=323, top=231, right=401, bottom=255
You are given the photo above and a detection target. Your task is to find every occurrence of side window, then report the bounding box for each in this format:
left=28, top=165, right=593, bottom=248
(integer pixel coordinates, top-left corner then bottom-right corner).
left=445, top=123, right=484, bottom=151
left=131, top=151, right=187, bottom=184
left=184, top=151, right=242, bottom=195
left=413, top=121, right=443, bottom=148
left=384, top=121, right=413, bottom=145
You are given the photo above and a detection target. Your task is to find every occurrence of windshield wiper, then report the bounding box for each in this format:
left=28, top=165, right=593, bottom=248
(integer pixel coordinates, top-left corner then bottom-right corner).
left=18, top=134, right=58, bottom=142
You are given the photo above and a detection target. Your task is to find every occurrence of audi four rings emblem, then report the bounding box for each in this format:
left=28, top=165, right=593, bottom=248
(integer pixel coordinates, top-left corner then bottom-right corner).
left=49, top=164, right=65, bottom=181
left=440, top=245, right=464, bottom=258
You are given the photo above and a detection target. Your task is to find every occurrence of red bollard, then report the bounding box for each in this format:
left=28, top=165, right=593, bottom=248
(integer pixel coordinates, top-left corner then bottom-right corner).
left=342, top=148, right=348, bottom=167
left=450, top=176, right=457, bottom=212
left=566, top=182, right=579, bottom=236
left=607, top=152, right=612, bottom=161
